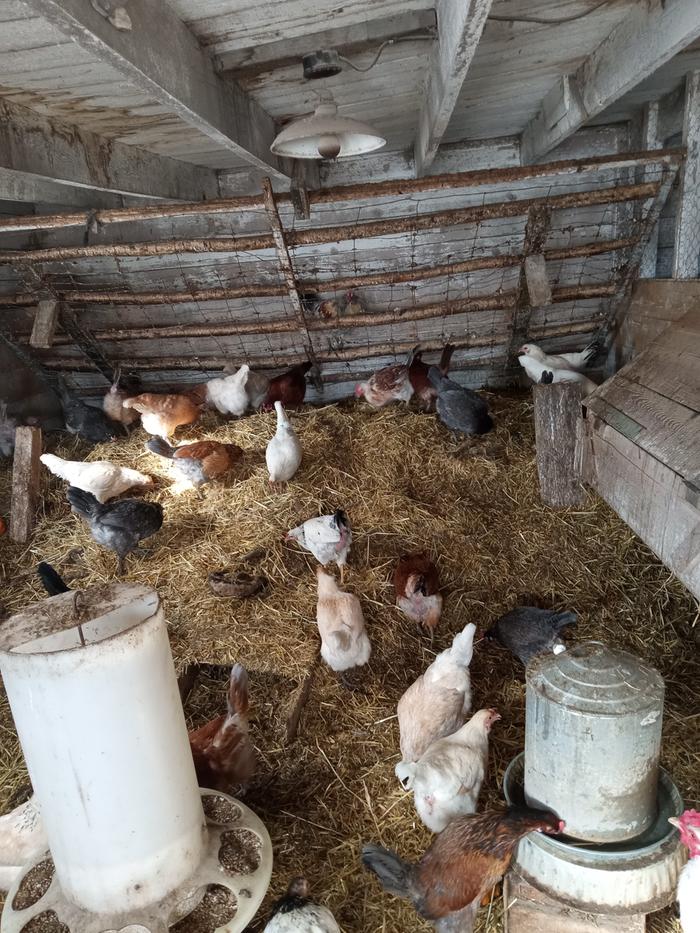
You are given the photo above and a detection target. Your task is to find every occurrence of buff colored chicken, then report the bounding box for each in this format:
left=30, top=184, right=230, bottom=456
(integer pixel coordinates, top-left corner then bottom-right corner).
left=102, top=368, right=140, bottom=427
left=397, top=708, right=501, bottom=832
left=122, top=392, right=200, bottom=439
left=394, top=553, right=443, bottom=635
left=188, top=664, right=256, bottom=792
left=396, top=623, right=476, bottom=772
left=315, top=567, right=371, bottom=683
left=40, top=453, right=153, bottom=503
left=355, top=363, right=413, bottom=408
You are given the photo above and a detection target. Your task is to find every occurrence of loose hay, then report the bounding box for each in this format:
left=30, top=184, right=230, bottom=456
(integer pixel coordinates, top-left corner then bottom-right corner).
left=0, top=395, right=697, bottom=932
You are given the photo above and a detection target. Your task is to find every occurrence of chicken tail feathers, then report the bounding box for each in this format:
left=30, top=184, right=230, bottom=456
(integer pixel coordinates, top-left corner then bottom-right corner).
left=66, top=486, right=100, bottom=518
left=406, top=345, right=422, bottom=367
left=582, top=338, right=602, bottom=366
left=146, top=436, right=176, bottom=459
left=439, top=343, right=455, bottom=375
left=428, top=365, right=445, bottom=390
left=361, top=843, right=415, bottom=901
left=226, top=663, right=250, bottom=718
left=451, top=622, right=477, bottom=666
left=37, top=562, right=70, bottom=596
left=552, top=611, right=577, bottom=632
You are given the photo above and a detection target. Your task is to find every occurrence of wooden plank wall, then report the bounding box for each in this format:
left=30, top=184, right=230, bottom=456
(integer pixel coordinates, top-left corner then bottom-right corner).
left=611, top=278, right=700, bottom=366
left=580, top=305, right=700, bottom=600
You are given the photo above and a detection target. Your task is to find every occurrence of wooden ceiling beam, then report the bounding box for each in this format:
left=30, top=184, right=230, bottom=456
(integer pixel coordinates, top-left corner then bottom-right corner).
left=521, top=0, right=700, bottom=164
left=24, top=0, right=302, bottom=183
left=414, top=0, right=494, bottom=176
left=0, top=97, right=218, bottom=203
left=215, top=9, right=437, bottom=73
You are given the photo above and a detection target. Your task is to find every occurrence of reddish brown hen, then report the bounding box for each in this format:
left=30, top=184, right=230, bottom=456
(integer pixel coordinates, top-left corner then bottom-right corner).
left=262, top=361, right=312, bottom=410
left=394, top=553, right=443, bottom=635
left=362, top=807, right=563, bottom=932
left=188, top=664, right=256, bottom=792
left=146, top=438, right=242, bottom=490
left=408, top=344, right=454, bottom=410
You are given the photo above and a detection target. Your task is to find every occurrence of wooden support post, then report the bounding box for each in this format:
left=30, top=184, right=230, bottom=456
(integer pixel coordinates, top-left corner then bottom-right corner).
left=673, top=70, right=700, bottom=279
left=29, top=299, right=60, bottom=348
left=10, top=426, right=42, bottom=544
left=523, top=254, right=552, bottom=306
left=506, top=205, right=551, bottom=370
left=638, top=101, right=662, bottom=279
left=532, top=382, right=585, bottom=508
left=291, top=162, right=311, bottom=221
left=261, top=176, right=322, bottom=390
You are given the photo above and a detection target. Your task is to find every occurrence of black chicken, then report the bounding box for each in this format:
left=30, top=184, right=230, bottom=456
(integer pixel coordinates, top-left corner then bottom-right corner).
left=59, top=384, right=124, bottom=444
left=428, top=367, right=493, bottom=436
left=37, top=561, right=70, bottom=595
left=485, top=606, right=577, bottom=665
left=66, top=487, right=163, bottom=574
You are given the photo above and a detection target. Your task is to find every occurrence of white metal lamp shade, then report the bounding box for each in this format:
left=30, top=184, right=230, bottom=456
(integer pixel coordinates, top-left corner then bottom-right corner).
left=271, top=100, right=386, bottom=160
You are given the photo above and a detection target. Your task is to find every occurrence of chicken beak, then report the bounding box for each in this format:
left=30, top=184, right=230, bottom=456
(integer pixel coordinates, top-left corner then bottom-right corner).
left=668, top=817, right=681, bottom=829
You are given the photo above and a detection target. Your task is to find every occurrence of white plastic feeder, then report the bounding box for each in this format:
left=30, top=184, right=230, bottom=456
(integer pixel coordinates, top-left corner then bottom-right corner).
left=0, top=584, right=272, bottom=933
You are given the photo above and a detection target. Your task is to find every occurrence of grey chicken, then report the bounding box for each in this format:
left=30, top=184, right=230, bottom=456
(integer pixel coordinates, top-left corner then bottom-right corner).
left=66, top=486, right=163, bottom=574
left=59, top=384, right=124, bottom=443
left=428, top=367, right=493, bottom=436
left=485, top=607, right=577, bottom=665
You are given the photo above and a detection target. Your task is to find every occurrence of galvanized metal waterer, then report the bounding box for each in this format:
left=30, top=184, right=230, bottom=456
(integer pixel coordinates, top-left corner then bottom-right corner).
left=524, top=641, right=665, bottom=843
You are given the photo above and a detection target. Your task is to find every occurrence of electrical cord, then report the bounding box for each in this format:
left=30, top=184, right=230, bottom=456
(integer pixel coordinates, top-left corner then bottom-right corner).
left=338, top=31, right=436, bottom=73
left=488, top=0, right=615, bottom=26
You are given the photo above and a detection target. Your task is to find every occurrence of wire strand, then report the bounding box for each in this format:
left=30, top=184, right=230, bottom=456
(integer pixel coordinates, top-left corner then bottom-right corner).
left=337, top=31, right=435, bottom=73
left=488, top=0, right=614, bottom=26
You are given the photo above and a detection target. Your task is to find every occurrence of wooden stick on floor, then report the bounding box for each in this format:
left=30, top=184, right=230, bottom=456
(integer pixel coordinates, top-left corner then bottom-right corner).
left=286, top=656, right=320, bottom=743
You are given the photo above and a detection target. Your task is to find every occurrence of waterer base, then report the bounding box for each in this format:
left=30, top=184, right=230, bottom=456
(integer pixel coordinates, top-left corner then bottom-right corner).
left=0, top=790, right=272, bottom=933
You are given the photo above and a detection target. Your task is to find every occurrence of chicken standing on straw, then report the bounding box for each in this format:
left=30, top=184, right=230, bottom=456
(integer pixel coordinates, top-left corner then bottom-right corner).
left=355, top=362, right=413, bottom=408
left=263, top=877, right=341, bottom=932
left=394, top=553, right=443, bottom=636
left=266, top=401, right=302, bottom=487
left=395, top=623, right=476, bottom=776
left=122, top=392, right=200, bottom=439
left=40, top=454, right=153, bottom=503
left=397, top=708, right=501, bottom=832
left=286, top=510, right=352, bottom=582
left=362, top=807, right=564, bottom=932
left=485, top=606, right=577, bottom=665
left=315, top=567, right=371, bottom=688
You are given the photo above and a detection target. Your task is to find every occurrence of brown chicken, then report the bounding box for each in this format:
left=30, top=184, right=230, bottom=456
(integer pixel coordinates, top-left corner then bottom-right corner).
left=262, top=361, right=312, bottom=410
left=362, top=807, right=563, bottom=932
left=146, top=438, right=242, bottom=491
left=122, top=392, right=200, bottom=438
left=188, top=664, right=256, bottom=792
left=394, top=553, right=443, bottom=635
left=355, top=363, right=413, bottom=408
left=408, top=345, right=455, bottom=410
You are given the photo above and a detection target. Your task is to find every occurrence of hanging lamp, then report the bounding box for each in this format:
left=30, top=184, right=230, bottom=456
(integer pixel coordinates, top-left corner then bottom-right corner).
left=270, top=96, right=386, bottom=160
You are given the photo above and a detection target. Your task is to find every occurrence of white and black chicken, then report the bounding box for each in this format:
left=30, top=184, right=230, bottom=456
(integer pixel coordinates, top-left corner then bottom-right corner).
left=286, top=510, right=352, bottom=581
left=263, top=877, right=341, bottom=932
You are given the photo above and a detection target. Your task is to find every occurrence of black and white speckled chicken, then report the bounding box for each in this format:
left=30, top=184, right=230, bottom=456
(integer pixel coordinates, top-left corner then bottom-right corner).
left=66, top=486, right=163, bottom=574
left=263, top=877, right=341, bottom=932
left=485, top=607, right=577, bottom=665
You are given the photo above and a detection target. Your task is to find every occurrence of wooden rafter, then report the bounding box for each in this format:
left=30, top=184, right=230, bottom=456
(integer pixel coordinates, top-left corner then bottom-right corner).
left=24, top=0, right=298, bottom=183
left=414, top=0, right=494, bottom=175
left=521, top=0, right=700, bottom=163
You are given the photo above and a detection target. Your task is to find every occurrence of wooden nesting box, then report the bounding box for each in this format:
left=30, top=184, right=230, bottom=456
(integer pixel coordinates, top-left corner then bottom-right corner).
left=504, top=871, right=646, bottom=933
left=578, top=306, right=700, bottom=600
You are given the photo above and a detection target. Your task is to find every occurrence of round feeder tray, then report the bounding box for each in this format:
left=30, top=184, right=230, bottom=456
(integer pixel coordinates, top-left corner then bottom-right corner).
left=504, top=753, right=686, bottom=915
left=1, top=790, right=272, bottom=933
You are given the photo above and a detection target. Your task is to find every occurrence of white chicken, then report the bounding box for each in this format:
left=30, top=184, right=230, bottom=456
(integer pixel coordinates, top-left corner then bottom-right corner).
left=222, top=362, right=269, bottom=410
left=316, top=567, right=371, bottom=679
left=397, top=708, right=500, bottom=832
left=286, top=510, right=352, bottom=581
left=518, top=342, right=598, bottom=395
left=0, top=796, right=47, bottom=892
left=263, top=877, right=341, bottom=933
left=40, top=453, right=153, bottom=503
left=395, top=623, right=476, bottom=773
left=669, top=810, right=700, bottom=933
left=266, top=401, right=302, bottom=485
left=204, top=365, right=251, bottom=416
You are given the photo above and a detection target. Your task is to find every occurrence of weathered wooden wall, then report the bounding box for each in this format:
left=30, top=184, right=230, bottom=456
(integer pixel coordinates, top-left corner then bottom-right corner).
left=580, top=306, right=700, bottom=600
left=612, top=278, right=700, bottom=366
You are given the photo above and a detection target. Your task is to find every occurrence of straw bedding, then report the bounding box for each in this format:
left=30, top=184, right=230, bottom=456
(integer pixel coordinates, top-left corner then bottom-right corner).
left=0, top=393, right=697, bottom=932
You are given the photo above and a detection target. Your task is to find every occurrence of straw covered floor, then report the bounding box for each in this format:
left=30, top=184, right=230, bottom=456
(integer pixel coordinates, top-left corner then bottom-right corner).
left=0, top=393, right=697, bottom=932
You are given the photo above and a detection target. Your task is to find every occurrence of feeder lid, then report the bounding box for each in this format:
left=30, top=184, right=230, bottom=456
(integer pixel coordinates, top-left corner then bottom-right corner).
left=526, top=641, right=664, bottom=715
